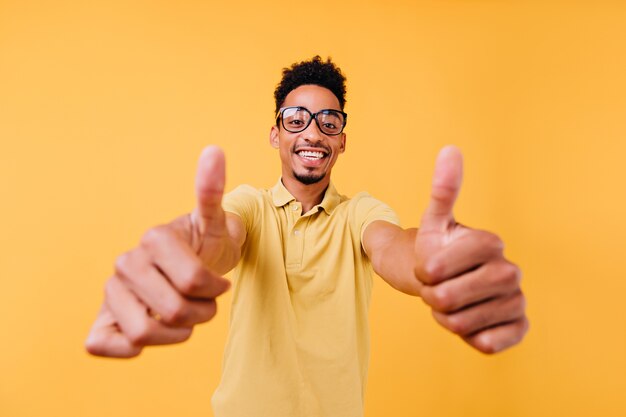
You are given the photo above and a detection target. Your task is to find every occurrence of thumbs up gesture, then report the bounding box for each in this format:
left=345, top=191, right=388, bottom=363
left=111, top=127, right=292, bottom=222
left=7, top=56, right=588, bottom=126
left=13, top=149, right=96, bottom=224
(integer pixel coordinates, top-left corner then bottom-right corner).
left=85, top=146, right=243, bottom=358
left=415, top=146, right=528, bottom=354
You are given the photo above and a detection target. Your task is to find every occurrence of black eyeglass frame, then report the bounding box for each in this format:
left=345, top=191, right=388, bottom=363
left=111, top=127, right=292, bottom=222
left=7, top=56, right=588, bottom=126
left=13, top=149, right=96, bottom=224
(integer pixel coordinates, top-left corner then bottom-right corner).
left=275, top=106, right=348, bottom=136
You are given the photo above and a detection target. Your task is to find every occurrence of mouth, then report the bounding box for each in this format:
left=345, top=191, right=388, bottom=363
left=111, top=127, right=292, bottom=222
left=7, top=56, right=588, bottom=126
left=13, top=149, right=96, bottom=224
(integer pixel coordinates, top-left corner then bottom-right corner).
left=293, top=146, right=330, bottom=167
left=296, top=149, right=328, bottom=161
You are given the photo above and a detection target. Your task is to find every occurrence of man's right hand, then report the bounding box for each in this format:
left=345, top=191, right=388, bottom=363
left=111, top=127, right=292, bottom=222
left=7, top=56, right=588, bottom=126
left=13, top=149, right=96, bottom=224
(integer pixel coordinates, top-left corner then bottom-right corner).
left=85, top=146, right=244, bottom=358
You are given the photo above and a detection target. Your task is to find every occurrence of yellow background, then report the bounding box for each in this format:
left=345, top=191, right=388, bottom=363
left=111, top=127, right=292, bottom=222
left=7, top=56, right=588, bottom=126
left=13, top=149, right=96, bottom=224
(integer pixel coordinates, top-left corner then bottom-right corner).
left=1, top=1, right=625, bottom=416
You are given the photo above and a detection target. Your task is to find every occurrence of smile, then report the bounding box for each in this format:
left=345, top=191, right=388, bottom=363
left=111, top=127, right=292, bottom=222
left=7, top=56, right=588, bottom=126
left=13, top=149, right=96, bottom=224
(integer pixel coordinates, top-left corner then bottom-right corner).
left=297, top=150, right=327, bottom=160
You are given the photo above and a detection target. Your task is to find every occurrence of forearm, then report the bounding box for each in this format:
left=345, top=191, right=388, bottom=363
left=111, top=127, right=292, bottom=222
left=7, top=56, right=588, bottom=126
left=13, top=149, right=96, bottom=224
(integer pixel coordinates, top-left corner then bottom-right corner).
left=203, top=213, right=245, bottom=275
left=367, top=224, right=422, bottom=296
left=208, top=234, right=242, bottom=275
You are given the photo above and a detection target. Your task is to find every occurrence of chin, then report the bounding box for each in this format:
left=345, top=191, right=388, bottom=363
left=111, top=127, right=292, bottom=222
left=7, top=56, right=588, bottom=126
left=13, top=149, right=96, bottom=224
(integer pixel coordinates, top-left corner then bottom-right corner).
left=294, top=171, right=326, bottom=185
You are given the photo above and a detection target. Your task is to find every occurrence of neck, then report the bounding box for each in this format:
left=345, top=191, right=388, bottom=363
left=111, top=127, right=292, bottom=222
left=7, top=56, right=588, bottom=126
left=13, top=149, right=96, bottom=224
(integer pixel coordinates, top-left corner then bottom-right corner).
left=281, top=174, right=330, bottom=213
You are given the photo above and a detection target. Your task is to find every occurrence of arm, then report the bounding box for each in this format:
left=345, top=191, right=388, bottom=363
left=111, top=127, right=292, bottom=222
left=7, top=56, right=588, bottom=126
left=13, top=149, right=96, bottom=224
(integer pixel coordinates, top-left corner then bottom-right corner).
left=363, top=222, right=421, bottom=296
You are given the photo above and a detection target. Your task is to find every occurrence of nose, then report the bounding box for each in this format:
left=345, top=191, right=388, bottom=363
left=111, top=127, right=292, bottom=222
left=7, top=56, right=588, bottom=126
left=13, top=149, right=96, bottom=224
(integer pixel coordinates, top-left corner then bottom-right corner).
left=300, top=118, right=325, bottom=142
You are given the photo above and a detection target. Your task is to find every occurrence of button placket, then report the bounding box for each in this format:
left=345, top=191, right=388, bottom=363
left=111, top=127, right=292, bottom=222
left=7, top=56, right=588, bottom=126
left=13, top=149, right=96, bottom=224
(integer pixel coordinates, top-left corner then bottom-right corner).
left=286, top=204, right=307, bottom=268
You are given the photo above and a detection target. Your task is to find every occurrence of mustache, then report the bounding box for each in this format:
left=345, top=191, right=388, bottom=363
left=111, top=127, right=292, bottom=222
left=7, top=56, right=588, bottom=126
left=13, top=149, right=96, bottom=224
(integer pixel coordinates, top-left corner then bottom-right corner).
left=293, top=143, right=331, bottom=153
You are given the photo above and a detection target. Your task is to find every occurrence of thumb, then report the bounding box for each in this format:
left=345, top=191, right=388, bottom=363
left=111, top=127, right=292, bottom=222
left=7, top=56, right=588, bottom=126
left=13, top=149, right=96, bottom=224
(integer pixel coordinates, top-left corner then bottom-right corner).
left=195, top=145, right=226, bottom=235
left=420, top=145, right=463, bottom=233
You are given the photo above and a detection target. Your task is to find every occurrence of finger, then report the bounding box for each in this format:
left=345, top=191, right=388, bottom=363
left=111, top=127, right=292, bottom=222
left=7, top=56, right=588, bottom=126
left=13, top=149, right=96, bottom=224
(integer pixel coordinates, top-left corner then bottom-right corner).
left=194, top=146, right=227, bottom=236
left=463, top=317, right=529, bottom=354
left=105, top=276, right=193, bottom=347
left=420, top=145, right=463, bottom=233
left=431, top=290, right=526, bottom=337
left=115, top=248, right=222, bottom=326
left=416, top=229, right=504, bottom=285
left=420, top=259, right=522, bottom=313
left=85, top=304, right=142, bottom=358
left=138, top=226, right=231, bottom=298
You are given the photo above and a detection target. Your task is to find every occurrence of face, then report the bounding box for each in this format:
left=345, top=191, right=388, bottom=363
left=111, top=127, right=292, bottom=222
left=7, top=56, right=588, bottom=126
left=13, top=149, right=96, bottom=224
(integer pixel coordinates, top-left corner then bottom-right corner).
left=270, top=85, right=346, bottom=186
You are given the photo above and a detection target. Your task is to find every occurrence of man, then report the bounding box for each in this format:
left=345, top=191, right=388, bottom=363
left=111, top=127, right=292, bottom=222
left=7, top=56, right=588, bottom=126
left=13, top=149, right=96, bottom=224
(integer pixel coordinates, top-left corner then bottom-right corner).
left=86, top=56, right=527, bottom=416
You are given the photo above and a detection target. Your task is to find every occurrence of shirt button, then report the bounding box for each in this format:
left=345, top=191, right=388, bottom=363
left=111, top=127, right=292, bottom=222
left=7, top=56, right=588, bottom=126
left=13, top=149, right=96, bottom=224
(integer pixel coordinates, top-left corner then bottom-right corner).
left=292, top=205, right=299, bottom=211
left=294, top=230, right=301, bottom=236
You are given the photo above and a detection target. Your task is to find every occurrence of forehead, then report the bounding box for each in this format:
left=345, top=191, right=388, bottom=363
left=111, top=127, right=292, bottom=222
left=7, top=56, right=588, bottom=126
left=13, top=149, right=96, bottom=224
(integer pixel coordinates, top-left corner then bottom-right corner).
left=282, top=85, right=341, bottom=112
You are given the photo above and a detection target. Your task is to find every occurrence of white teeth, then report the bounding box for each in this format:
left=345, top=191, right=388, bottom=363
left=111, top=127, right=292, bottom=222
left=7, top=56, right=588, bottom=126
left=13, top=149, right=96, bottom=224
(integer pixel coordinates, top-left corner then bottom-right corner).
left=298, top=150, right=325, bottom=160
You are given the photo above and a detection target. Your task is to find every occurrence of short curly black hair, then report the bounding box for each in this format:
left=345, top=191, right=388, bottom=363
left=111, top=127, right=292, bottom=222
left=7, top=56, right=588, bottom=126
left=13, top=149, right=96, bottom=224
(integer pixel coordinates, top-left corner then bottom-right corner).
left=274, top=56, right=347, bottom=116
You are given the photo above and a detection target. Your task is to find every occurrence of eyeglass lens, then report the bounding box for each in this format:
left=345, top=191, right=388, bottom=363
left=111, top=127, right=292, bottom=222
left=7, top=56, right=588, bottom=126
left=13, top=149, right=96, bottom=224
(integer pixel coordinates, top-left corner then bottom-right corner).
left=281, top=107, right=345, bottom=135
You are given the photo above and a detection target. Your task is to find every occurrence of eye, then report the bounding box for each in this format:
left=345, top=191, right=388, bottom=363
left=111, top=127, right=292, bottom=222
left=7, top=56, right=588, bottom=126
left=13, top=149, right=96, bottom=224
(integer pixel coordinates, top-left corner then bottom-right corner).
left=318, top=110, right=343, bottom=133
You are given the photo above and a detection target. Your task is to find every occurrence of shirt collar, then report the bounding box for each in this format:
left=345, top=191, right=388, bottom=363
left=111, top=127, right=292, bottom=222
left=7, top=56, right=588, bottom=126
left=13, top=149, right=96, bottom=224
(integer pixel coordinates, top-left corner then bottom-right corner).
left=271, top=179, right=296, bottom=207
left=271, top=178, right=341, bottom=215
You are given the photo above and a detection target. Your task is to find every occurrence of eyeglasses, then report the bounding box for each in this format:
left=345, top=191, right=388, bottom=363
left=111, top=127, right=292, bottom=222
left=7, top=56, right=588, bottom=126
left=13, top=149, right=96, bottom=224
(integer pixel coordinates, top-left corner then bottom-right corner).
left=276, top=106, right=348, bottom=136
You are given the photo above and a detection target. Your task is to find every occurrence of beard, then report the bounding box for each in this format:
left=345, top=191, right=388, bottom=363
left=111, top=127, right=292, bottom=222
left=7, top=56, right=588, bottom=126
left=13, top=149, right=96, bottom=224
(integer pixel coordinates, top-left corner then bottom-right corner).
left=294, top=170, right=325, bottom=185
left=290, top=142, right=332, bottom=185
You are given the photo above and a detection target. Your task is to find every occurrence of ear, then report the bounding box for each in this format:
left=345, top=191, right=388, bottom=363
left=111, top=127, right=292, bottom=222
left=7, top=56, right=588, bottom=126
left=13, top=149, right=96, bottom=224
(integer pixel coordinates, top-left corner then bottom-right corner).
left=269, top=125, right=280, bottom=149
left=339, top=132, right=346, bottom=153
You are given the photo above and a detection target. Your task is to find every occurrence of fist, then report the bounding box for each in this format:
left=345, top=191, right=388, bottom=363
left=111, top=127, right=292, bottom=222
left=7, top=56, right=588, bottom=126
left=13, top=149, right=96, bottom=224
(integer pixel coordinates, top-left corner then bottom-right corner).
left=85, top=147, right=235, bottom=358
left=415, top=146, right=528, bottom=354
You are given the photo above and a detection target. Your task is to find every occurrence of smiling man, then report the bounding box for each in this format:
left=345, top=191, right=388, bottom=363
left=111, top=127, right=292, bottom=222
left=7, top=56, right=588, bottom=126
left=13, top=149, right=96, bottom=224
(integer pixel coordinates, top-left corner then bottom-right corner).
left=86, top=56, right=528, bottom=417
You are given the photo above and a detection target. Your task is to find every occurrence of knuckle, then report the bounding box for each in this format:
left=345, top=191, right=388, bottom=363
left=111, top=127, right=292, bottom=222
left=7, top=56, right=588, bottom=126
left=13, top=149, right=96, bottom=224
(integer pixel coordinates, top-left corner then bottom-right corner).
left=504, top=263, right=521, bottom=284
left=114, top=251, right=132, bottom=276
left=513, top=291, right=527, bottom=313
left=178, top=327, right=194, bottom=343
left=505, top=261, right=521, bottom=280
left=178, top=267, right=208, bottom=295
left=84, top=333, right=105, bottom=356
left=481, top=231, right=504, bottom=252
left=194, top=301, right=218, bottom=324
left=114, top=249, right=149, bottom=284
left=424, top=258, right=445, bottom=282
left=520, top=317, right=530, bottom=337
left=430, top=287, right=454, bottom=312
left=140, top=225, right=169, bottom=249
left=446, top=315, right=469, bottom=335
left=104, top=276, right=119, bottom=298
left=496, top=262, right=522, bottom=288
left=126, top=321, right=152, bottom=346
left=161, top=300, right=190, bottom=326
left=204, top=300, right=218, bottom=321
left=512, top=264, right=523, bottom=284
left=475, top=335, right=498, bottom=354
left=511, top=322, right=528, bottom=345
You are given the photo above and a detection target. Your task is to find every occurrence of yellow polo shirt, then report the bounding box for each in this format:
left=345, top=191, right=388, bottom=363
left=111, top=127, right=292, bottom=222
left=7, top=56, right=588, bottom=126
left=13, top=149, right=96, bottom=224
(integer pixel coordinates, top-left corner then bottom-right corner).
left=212, top=180, right=399, bottom=417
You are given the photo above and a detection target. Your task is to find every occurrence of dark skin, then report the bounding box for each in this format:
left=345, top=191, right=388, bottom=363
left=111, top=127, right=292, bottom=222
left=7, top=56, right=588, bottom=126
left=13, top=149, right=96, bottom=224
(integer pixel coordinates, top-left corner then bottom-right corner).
left=86, top=85, right=527, bottom=357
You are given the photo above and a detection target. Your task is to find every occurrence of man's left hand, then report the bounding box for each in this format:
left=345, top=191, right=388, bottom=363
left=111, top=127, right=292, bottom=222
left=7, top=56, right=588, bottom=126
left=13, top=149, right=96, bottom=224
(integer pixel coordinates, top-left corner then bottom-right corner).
left=414, top=146, right=528, bottom=354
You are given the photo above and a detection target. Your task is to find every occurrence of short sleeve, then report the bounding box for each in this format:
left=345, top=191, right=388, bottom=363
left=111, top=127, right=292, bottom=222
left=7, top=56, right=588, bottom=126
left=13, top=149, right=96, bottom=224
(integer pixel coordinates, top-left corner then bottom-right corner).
left=222, top=185, right=261, bottom=234
left=352, top=192, right=401, bottom=243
